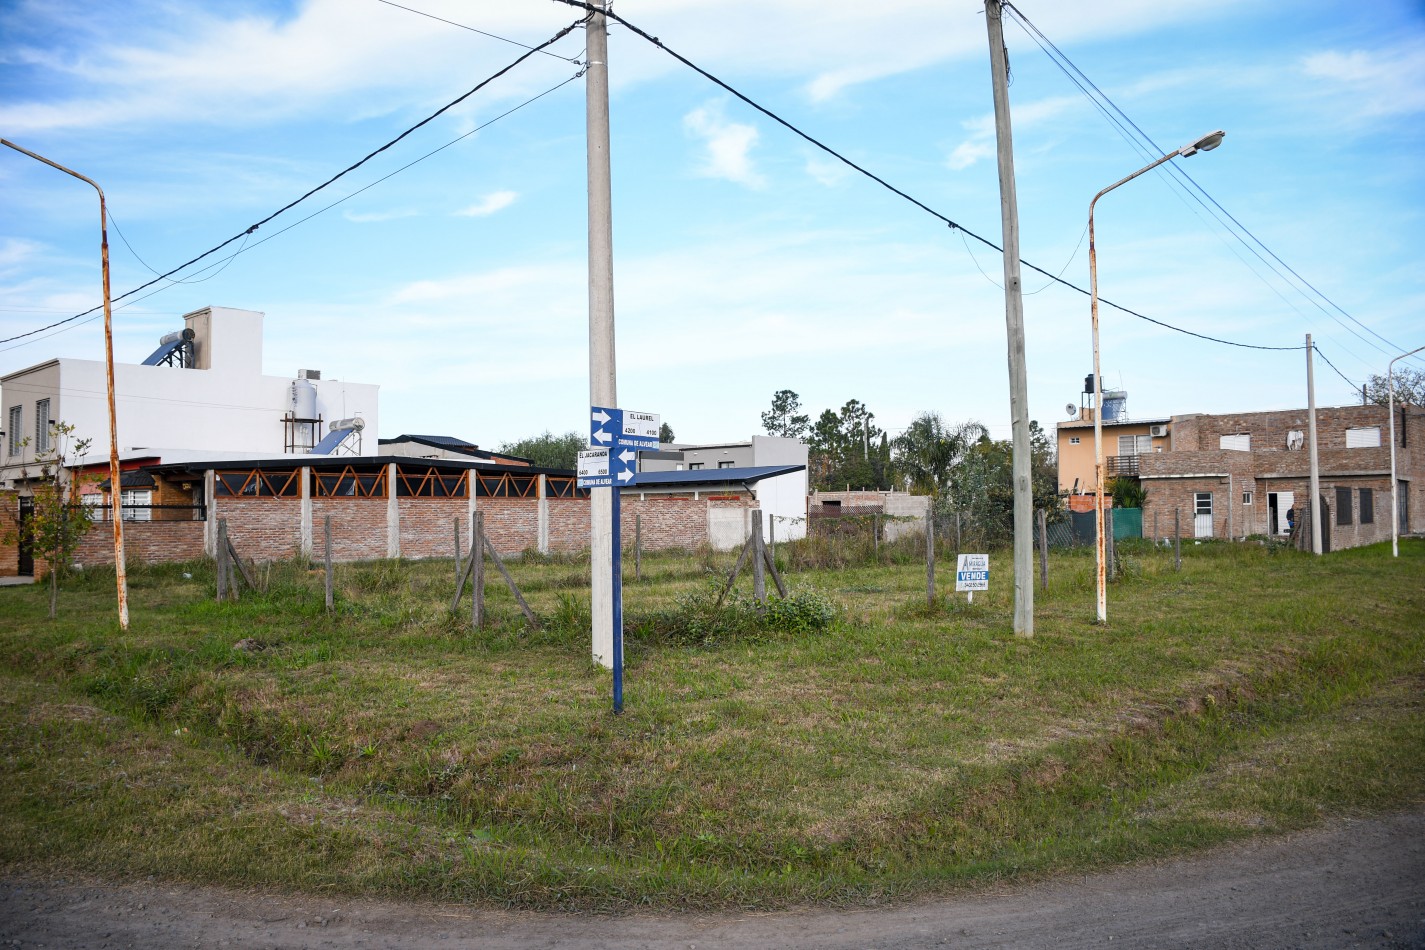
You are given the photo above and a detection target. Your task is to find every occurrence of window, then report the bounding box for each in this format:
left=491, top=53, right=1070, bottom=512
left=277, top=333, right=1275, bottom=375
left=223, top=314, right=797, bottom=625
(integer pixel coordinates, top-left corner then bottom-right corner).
left=687, top=462, right=703, bottom=470
left=1194, top=493, right=1213, bottom=515
left=34, top=399, right=50, bottom=454
left=717, top=460, right=735, bottom=469
left=1219, top=433, right=1251, bottom=451
left=1345, top=426, right=1381, bottom=448
left=1359, top=488, right=1374, bottom=525
left=1242, top=491, right=1253, bottom=505
left=1335, top=487, right=1352, bottom=526
left=1117, top=434, right=1151, bottom=456
left=120, top=489, right=152, bottom=522
left=7, top=405, right=19, bottom=456
left=1069, top=436, right=1080, bottom=445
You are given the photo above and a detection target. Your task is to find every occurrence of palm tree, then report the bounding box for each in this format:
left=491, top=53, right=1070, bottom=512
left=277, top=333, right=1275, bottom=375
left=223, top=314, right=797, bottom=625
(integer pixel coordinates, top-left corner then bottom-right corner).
left=890, top=413, right=987, bottom=499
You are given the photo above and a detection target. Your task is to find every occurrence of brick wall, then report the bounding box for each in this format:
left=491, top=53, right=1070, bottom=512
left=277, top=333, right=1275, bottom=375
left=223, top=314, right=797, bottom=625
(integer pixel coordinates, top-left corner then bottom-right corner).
left=477, top=498, right=541, bottom=555
left=73, top=521, right=205, bottom=567
left=219, top=498, right=303, bottom=561
left=311, top=498, right=386, bottom=562
left=0, top=490, right=17, bottom=577
left=398, top=498, right=466, bottom=559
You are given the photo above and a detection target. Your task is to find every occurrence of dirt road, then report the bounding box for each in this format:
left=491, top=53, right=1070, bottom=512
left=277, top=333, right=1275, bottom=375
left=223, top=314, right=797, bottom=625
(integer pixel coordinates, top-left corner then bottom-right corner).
left=3, top=812, right=1422, bottom=949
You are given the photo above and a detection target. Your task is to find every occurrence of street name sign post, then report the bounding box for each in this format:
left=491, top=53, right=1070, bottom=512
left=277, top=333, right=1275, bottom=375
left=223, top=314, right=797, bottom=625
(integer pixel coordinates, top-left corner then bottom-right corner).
left=589, top=405, right=659, bottom=713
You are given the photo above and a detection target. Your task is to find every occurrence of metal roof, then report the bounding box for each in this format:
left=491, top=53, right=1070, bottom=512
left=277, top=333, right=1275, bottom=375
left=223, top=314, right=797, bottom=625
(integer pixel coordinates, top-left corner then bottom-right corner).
left=634, top=465, right=805, bottom=487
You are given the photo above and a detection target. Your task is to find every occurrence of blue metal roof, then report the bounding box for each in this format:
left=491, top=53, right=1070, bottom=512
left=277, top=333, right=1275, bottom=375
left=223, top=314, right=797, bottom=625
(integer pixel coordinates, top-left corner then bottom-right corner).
left=634, top=464, right=804, bottom=487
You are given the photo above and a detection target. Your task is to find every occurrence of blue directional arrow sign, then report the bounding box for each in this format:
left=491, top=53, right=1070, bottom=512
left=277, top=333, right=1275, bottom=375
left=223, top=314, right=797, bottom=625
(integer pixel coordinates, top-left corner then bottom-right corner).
left=591, top=405, right=660, bottom=451
left=610, top=446, right=639, bottom=487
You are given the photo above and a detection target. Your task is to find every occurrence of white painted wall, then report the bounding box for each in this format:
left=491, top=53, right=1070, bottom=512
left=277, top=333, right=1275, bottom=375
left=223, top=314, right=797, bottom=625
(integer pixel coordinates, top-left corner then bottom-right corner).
left=754, top=469, right=808, bottom=542
left=0, top=306, right=379, bottom=485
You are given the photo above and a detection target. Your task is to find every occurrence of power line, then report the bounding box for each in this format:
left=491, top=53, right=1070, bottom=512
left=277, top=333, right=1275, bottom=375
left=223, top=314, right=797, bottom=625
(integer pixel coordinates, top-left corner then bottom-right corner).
left=1313, top=344, right=1359, bottom=390
left=548, top=0, right=1303, bottom=354
left=0, top=17, right=586, bottom=347
left=1000, top=1, right=1415, bottom=368
left=371, top=0, right=584, bottom=62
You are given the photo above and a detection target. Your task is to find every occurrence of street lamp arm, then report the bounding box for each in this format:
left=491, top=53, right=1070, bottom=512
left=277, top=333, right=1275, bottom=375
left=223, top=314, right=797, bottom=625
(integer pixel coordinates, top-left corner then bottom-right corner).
left=1, top=138, right=130, bottom=630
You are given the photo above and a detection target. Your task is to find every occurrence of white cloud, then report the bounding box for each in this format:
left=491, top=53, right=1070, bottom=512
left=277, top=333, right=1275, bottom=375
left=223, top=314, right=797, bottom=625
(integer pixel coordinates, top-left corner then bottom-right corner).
left=1300, top=41, right=1425, bottom=117
left=454, top=191, right=518, bottom=218
left=804, top=154, right=849, bottom=187
left=343, top=209, right=418, bottom=224
left=946, top=96, right=1082, bottom=170
left=683, top=101, right=765, bottom=188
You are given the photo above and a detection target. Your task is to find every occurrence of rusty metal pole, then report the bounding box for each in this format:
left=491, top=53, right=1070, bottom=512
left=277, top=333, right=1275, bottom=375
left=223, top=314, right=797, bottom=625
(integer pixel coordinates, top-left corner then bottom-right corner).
left=2, top=139, right=128, bottom=629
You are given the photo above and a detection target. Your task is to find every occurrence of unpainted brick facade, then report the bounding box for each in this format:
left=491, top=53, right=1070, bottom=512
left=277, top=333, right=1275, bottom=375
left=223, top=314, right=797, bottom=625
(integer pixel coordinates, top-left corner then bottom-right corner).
left=1139, top=403, right=1422, bottom=550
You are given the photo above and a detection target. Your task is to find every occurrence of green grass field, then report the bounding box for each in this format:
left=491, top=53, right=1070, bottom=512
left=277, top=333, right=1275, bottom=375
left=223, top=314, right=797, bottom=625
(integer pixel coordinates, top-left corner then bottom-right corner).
left=1, top=536, right=1421, bottom=910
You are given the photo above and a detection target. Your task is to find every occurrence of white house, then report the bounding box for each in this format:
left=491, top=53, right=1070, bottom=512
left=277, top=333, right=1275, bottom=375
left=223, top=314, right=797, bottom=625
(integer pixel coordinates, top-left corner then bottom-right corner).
left=1, top=306, right=380, bottom=490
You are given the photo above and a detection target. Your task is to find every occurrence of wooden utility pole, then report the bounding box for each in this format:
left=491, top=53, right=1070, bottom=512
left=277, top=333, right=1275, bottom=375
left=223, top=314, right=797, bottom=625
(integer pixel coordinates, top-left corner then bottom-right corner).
left=984, top=2, right=1034, bottom=637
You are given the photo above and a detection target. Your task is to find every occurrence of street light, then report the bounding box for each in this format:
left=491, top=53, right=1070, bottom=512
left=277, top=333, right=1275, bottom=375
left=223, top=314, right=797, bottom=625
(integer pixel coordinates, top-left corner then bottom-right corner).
left=1088, top=130, right=1224, bottom=623
left=1388, top=344, right=1425, bottom=557
left=2, top=138, right=130, bottom=630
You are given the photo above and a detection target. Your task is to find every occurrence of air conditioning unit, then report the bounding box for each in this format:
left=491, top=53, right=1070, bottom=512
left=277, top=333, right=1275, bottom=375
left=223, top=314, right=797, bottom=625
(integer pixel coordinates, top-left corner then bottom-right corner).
left=1150, top=424, right=1169, bottom=438
left=298, top=368, right=322, bottom=380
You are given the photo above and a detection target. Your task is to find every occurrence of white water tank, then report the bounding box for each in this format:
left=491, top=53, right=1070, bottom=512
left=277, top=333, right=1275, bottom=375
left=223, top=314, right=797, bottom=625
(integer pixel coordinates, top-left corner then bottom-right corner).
left=290, top=378, right=317, bottom=419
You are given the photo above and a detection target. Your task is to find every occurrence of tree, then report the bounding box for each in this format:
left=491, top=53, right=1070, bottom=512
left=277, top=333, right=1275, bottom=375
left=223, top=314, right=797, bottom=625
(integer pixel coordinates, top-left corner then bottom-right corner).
left=1364, top=368, right=1425, bottom=406
left=659, top=421, right=675, bottom=444
left=890, top=412, right=987, bottom=499
left=496, top=431, right=585, bottom=470
left=942, top=420, right=1061, bottom=547
left=807, top=399, right=890, bottom=491
left=1, top=421, right=93, bottom=619
left=761, top=389, right=810, bottom=440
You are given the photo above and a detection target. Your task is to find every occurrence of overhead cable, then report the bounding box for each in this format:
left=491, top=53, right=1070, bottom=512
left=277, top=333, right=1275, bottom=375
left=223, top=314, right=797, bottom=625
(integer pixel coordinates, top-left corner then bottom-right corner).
left=0, top=17, right=586, bottom=346
left=1001, top=1, right=1414, bottom=367
left=548, top=0, right=1302, bottom=354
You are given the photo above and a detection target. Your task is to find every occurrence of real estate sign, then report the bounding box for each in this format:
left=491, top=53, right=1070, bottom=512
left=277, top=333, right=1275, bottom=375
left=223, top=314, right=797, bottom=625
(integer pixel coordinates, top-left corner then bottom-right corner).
left=955, top=553, right=990, bottom=592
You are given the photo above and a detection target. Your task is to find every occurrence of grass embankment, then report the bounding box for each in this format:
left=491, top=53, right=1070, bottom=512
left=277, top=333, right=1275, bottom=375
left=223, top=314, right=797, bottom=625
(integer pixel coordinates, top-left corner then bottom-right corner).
left=1, top=537, right=1422, bottom=910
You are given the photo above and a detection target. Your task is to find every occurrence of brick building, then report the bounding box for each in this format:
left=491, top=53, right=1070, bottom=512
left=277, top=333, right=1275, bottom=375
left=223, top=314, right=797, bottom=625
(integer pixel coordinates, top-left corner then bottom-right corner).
left=1138, top=403, right=1422, bottom=550
left=0, top=456, right=806, bottom=577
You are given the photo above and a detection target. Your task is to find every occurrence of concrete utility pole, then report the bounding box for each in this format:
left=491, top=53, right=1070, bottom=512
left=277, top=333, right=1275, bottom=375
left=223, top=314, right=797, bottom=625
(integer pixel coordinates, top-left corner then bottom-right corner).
left=585, top=3, right=618, bottom=667
left=984, top=0, right=1033, bottom=637
left=2, top=138, right=129, bottom=630
left=1306, top=334, right=1322, bottom=555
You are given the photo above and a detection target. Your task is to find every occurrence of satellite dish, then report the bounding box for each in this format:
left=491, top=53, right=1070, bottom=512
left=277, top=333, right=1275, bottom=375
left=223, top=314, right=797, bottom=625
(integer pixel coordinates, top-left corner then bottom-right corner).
left=1065, top=403, right=1077, bottom=418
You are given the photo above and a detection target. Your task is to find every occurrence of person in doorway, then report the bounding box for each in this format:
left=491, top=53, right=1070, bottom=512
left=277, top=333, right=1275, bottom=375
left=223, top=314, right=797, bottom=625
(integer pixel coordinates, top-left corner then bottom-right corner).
left=1286, top=507, right=1296, bottom=533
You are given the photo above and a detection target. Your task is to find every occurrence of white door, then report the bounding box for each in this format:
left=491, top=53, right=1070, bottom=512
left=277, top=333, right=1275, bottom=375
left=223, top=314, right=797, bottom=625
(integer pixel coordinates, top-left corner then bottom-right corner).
left=1269, top=491, right=1294, bottom=535
left=1194, top=492, right=1214, bottom=538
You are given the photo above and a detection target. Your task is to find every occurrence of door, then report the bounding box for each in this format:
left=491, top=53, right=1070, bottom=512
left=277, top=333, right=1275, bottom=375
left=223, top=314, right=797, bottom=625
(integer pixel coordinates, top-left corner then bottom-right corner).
left=1194, top=492, right=1214, bottom=538
left=1401, top=480, right=1411, bottom=535
left=1268, top=491, right=1294, bottom=536
left=17, top=496, right=34, bottom=576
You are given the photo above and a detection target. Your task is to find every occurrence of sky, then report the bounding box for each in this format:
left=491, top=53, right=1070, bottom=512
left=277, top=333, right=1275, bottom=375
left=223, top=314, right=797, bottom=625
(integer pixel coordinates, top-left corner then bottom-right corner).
left=2, top=0, right=1423, bottom=451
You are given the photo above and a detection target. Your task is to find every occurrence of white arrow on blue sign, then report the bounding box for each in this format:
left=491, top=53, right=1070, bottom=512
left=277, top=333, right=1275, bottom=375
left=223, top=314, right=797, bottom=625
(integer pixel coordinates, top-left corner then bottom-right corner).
left=611, top=446, right=638, bottom=486
left=591, top=405, right=660, bottom=451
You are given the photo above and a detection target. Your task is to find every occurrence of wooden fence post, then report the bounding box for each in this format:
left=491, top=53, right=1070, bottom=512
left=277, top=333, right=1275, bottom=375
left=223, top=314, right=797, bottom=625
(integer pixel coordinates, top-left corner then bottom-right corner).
left=453, top=517, right=462, bottom=589
left=216, top=518, right=228, bottom=602
left=473, top=511, right=484, bottom=628
left=925, top=509, right=936, bottom=607
left=1174, top=508, right=1182, bottom=571
left=751, top=511, right=766, bottom=604
left=1037, top=508, right=1048, bottom=591
left=324, top=515, right=333, bottom=611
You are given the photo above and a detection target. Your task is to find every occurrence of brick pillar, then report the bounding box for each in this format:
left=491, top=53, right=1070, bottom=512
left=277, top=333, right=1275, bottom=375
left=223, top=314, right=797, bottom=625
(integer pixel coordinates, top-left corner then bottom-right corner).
left=203, top=470, right=217, bottom=558
left=386, top=463, right=400, bottom=558
left=299, top=466, right=312, bottom=559
left=537, top=474, right=549, bottom=555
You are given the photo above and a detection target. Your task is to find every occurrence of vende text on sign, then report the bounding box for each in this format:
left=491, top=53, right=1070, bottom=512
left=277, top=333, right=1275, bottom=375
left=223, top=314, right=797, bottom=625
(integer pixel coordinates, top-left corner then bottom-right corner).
left=955, top=553, right=990, bottom=592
